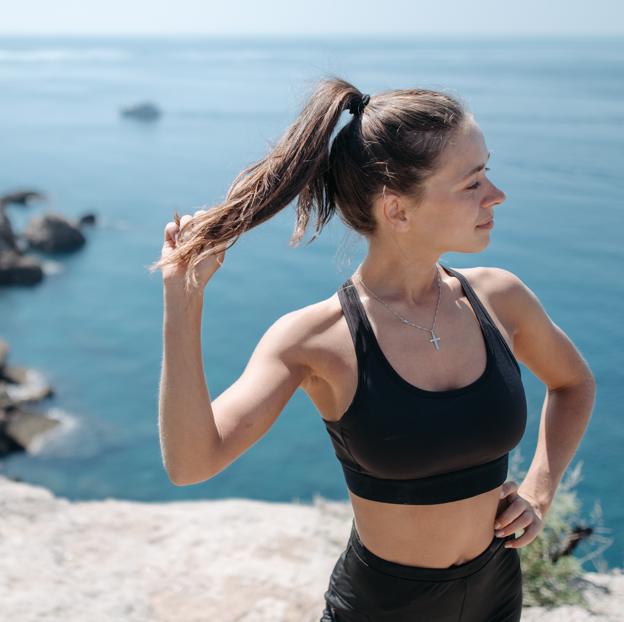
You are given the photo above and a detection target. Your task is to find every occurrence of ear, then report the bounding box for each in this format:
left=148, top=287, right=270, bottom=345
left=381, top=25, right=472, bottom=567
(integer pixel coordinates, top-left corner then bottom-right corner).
left=379, top=190, right=411, bottom=232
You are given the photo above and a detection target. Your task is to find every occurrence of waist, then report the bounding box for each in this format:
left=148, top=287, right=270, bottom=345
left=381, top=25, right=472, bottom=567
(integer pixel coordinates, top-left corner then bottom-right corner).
left=348, top=483, right=510, bottom=569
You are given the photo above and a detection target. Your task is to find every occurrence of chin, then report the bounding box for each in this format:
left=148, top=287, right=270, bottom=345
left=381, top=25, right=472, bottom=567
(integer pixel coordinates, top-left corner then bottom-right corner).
left=452, top=239, right=490, bottom=253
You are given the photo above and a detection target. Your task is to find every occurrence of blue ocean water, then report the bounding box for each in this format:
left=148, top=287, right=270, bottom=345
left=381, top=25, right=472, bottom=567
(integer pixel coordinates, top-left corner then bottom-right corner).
left=0, top=35, right=622, bottom=570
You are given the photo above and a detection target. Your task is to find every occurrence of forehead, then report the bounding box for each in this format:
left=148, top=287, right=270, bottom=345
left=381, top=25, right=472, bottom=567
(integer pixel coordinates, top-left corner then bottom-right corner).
left=437, top=119, right=488, bottom=180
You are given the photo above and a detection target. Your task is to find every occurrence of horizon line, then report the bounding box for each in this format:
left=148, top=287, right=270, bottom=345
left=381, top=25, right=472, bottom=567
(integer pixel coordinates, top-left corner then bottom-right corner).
left=0, top=31, right=622, bottom=39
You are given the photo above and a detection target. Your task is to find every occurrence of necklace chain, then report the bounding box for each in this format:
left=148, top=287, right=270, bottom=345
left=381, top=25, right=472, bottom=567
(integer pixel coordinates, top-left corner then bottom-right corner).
left=353, top=263, right=443, bottom=351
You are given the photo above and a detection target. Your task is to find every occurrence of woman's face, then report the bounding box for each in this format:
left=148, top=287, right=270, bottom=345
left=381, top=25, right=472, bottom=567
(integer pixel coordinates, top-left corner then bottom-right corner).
left=398, top=115, right=507, bottom=254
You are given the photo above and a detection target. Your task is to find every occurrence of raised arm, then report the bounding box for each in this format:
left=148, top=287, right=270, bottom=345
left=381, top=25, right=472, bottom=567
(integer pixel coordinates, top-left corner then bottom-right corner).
left=159, top=279, right=311, bottom=486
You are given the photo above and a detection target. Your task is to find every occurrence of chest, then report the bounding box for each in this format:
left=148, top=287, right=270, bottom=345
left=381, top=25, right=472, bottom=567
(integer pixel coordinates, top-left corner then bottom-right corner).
left=333, top=318, right=527, bottom=480
left=304, top=280, right=516, bottom=424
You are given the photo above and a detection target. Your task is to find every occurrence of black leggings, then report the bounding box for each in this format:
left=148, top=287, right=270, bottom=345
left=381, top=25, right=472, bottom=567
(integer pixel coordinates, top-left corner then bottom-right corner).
left=320, top=520, right=522, bottom=621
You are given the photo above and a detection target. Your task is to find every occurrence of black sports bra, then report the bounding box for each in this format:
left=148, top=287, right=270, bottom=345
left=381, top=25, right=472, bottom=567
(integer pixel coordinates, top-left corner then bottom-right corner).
left=323, top=263, right=527, bottom=505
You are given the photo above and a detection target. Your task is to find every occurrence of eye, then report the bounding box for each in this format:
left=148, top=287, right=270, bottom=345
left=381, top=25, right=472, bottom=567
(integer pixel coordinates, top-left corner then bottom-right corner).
left=467, top=167, right=491, bottom=191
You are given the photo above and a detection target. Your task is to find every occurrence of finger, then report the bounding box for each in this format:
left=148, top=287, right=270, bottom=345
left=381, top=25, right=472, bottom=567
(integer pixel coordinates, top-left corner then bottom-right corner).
left=497, top=485, right=521, bottom=516
left=500, top=480, right=519, bottom=499
left=495, top=508, right=533, bottom=537
left=494, top=497, right=529, bottom=530
left=164, top=221, right=179, bottom=244
left=517, top=491, right=545, bottom=516
left=193, top=208, right=208, bottom=217
left=503, top=521, right=541, bottom=548
left=174, top=214, right=194, bottom=243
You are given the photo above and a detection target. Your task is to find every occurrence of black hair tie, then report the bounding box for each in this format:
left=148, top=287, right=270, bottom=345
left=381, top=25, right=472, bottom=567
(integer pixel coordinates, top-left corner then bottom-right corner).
left=348, top=93, right=370, bottom=116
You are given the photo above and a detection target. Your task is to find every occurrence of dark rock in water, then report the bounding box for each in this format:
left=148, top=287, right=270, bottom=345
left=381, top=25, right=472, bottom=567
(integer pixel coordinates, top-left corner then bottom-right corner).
left=0, top=190, right=46, bottom=208
left=0, top=340, right=8, bottom=369
left=0, top=388, right=12, bottom=411
left=78, top=212, right=97, bottom=226
left=0, top=208, right=45, bottom=283
left=120, top=101, right=161, bottom=121
left=0, top=365, right=54, bottom=403
left=0, top=208, right=19, bottom=253
left=2, top=408, right=60, bottom=455
left=0, top=421, right=23, bottom=456
left=0, top=250, right=44, bottom=285
left=0, top=340, right=59, bottom=457
left=24, top=211, right=86, bottom=253
left=13, top=236, right=30, bottom=253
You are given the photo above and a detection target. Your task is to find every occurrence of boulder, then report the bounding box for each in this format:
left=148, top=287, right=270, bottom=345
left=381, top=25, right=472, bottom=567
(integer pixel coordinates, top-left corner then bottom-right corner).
left=0, top=207, right=19, bottom=252
left=24, top=212, right=86, bottom=253
left=2, top=408, right=61, bottom=453
left=0, top=250, right=44, bottom=285
left=0, top=365, right=55, bottom=402
left=0, top=339, right=8, bottom=369
left=0, top=190, right=46, bottom=208
left=78, top=212, right=97, bottom=226
left=120, top=101, right=162, bottom=121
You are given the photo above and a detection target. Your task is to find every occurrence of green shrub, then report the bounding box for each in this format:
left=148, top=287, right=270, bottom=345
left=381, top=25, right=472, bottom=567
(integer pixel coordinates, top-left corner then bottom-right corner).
left=508, top=449, right=612, bottom=608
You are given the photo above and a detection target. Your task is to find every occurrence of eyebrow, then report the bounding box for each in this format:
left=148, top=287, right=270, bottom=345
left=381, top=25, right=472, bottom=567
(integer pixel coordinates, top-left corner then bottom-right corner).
left=459, top=151, right=491, bottom=181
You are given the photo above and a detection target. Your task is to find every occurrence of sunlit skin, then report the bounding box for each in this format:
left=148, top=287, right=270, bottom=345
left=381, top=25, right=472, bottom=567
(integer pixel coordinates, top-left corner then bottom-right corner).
left=313, top=114, right=543, bottom=568
left=356, top=113, right=501, bottom=306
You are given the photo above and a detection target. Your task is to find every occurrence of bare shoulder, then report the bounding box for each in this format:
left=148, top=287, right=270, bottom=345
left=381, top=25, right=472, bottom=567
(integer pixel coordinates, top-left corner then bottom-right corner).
left=450, top=265, right=522, bottom=344
left=280, top=292, right=343, bottom=340
left=276, top=291, right=347, bottom=382
left=457, top=265, right=594, bottom=388
left=455, top=265, right=524, bottom=295
left=459, top=265, right=536, bottom=337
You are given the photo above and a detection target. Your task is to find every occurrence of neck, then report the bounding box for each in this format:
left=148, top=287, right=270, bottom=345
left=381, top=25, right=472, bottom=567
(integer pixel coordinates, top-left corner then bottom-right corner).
left=354, top=252, right=445, bottom=308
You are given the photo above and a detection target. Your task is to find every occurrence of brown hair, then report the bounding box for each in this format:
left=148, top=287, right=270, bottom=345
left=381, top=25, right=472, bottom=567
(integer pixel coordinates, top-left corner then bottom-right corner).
left=148, top=75, right=467, bottom=292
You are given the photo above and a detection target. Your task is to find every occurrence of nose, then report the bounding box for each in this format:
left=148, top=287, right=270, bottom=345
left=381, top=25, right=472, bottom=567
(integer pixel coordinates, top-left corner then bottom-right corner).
left=486, top=182, right=506, bottom=208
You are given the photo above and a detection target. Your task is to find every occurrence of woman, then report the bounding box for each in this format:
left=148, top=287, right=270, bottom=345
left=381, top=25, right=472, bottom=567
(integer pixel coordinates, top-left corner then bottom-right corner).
left=151, top=77, right=596, bottom=621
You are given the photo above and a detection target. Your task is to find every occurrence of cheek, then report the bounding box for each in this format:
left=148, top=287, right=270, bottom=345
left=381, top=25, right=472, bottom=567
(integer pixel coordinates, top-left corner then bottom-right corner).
left=450, top=196, right=479, bottom=221
left=460, top=195, right=481, bottom=217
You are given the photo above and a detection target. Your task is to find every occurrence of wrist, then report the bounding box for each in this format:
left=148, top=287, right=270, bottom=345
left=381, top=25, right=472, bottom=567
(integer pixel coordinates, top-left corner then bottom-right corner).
left=517, top=487, right=550, bottom=519
left=163, top=278, right=204, bottom=307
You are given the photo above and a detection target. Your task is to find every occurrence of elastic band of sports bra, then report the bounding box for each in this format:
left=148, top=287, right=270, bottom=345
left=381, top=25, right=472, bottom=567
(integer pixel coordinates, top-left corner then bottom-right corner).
left=341, top=453, right=509, bottom=505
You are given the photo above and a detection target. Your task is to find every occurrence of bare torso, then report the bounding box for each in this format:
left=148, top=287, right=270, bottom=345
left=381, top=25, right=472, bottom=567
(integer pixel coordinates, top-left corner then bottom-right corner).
left=299, top=267, right=517, bottom=568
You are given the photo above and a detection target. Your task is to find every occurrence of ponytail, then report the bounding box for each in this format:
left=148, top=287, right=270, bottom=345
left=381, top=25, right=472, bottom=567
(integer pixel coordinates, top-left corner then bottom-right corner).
left=148, top=76, right=366, bottom=292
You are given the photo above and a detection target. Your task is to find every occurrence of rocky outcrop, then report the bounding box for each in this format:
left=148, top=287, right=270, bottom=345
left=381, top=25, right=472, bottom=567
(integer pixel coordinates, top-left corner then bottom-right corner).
left=120, top=101, right=162, bottom=121
left=0, top=474, right=621, bottom=622
left=0, top=190, right=46, bottom=208
left=0, top=189, right=96, bottom=286
left=0, top=186, right=97, bottom=449
left=0, top=339, right=58, bottom=457
left=0, top=207, right=19, bottom=252
left=24, top=211, right=86, bottom=252
left=0, top=249, right=44, bottom=285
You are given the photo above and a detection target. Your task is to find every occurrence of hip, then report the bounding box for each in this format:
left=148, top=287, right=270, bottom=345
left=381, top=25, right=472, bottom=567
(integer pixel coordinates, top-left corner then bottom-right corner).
left=321, top=519, right=523, bottom=622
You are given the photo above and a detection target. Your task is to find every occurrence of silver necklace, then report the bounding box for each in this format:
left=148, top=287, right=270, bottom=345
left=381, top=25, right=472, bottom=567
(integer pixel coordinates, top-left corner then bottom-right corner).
left=354, top=263, right=443, bottom=351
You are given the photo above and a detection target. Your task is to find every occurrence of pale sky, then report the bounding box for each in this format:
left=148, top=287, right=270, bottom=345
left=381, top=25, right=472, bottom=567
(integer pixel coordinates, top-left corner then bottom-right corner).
left=0, top=0, right=621, bottom=36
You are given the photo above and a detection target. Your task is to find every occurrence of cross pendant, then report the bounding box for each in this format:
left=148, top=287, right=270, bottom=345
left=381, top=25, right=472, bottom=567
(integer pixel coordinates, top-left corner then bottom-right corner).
left=430, top=330, right=441, bottom=351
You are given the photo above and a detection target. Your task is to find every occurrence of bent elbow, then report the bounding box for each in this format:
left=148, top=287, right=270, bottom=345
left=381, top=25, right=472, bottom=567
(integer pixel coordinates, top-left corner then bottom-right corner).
left=168, top=473, right=191, bottom=487
left=166, top=468, right=190, bottom=486
left=167, top=467, right=216, bottom=487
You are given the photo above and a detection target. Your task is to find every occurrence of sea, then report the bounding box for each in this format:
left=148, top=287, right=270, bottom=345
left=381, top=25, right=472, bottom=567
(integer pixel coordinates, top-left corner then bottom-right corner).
left=0, top=34, right=622, bottom=570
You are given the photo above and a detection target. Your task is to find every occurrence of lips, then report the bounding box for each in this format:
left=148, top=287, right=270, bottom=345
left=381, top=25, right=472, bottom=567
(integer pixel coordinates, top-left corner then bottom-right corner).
left=477, top=218, right=493, bottom=226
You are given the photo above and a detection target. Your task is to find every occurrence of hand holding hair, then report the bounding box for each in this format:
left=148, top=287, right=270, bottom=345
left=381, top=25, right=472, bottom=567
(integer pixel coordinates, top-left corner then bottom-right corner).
left=160, top=209, right=226, bottom=289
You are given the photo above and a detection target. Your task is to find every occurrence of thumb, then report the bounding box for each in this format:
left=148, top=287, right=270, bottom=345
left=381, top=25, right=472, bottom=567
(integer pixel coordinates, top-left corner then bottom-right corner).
left=162, top=221, right=179, bottom=251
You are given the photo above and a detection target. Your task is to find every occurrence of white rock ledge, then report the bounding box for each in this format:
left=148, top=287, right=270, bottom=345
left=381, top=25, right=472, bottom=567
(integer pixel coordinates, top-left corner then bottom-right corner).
left=0, top=475, right=622, bottom=621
